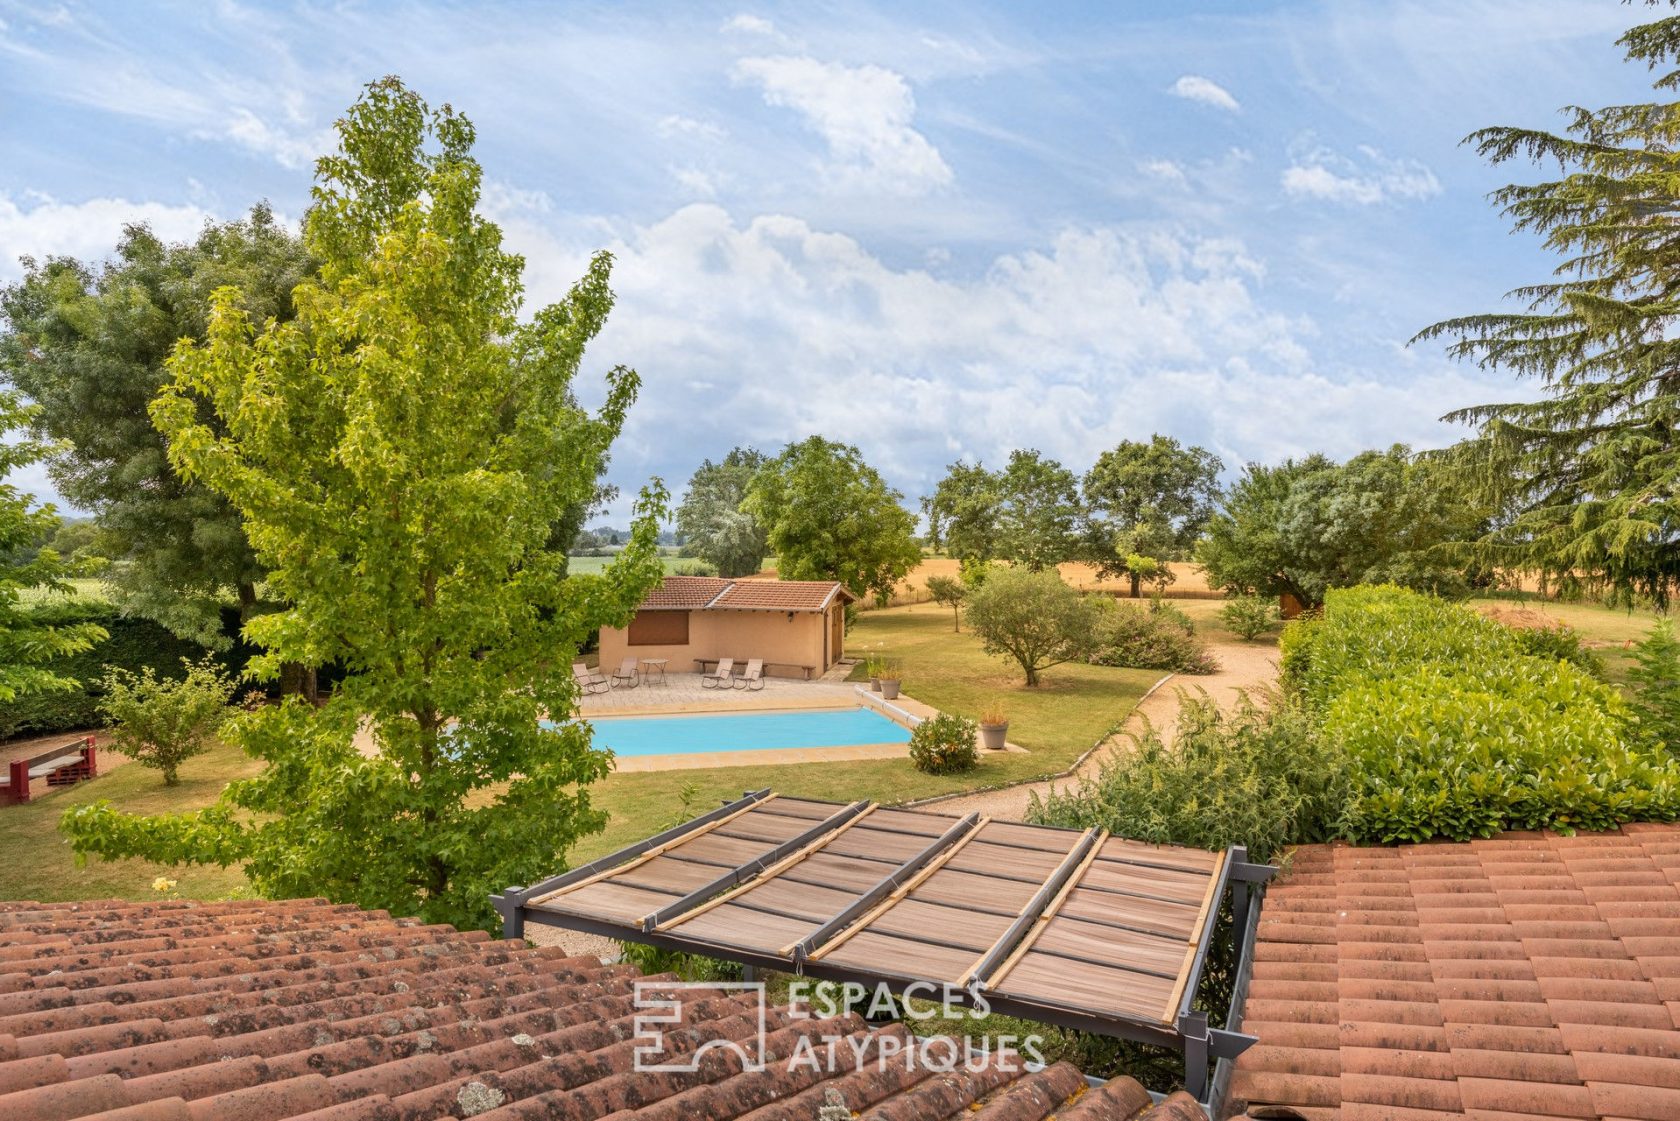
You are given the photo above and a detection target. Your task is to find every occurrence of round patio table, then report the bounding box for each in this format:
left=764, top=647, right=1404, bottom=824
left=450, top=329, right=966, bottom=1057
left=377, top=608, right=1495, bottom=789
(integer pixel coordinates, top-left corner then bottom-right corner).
left=638, top=658, right=668, bottom=686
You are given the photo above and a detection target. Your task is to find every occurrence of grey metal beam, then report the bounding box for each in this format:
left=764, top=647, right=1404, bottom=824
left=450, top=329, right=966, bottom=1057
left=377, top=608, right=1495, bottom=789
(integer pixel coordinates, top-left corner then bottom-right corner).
left=969, top=827, right=1101, bottom=990
left=791, top=811, right=981, bottom=965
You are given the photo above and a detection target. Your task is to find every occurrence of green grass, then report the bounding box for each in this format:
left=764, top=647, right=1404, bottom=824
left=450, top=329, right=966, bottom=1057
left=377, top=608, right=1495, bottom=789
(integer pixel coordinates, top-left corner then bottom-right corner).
left=1467, top=594, right=1670, bottom=685
left=17, top=577, right=110, bottom=604
left=0, top=605, right=1153, bottom=900
left=0, top=738, right=259, bottom=903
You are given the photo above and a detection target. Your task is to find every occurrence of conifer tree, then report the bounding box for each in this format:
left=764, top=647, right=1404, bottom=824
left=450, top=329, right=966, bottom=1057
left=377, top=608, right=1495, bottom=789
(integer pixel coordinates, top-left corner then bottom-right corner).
left=1418, top=3, right=1680, bottom=604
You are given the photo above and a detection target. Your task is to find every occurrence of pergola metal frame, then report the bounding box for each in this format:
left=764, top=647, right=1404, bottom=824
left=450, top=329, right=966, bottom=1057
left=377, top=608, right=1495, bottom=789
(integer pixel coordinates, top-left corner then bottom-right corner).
left=494, top=789, right=1274, bottom=1104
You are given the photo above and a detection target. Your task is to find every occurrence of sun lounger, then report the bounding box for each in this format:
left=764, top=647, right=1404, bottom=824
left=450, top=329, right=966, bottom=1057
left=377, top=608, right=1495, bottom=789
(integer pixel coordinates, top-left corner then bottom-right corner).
left=610, top=657, right=640, bottom=689
left=734, top=658, right=765, bottom=690
left=700, top=657, right=734, bottom=688
left=572, top=662, right=610, bottom=695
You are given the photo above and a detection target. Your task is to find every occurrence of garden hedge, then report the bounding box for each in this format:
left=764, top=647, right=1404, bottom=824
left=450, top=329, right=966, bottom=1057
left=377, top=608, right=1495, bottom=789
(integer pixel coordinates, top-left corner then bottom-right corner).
left=1282, top=585, right=1680, bottom=842
left=0, top=601, right=275, bottom=740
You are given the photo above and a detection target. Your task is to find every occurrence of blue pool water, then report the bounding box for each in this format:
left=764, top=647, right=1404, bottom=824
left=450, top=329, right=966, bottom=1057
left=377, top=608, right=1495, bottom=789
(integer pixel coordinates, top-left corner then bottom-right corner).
left=548, top=707, right=911, bottom=757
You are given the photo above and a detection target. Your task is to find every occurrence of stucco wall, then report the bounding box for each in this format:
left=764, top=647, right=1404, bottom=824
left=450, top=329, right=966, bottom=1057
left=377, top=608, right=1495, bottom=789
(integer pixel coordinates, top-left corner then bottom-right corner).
left=599, top=607, right=839, bottom=678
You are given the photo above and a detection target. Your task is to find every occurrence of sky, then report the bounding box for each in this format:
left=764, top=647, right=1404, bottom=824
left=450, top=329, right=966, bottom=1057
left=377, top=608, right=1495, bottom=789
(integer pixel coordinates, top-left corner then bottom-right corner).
left=0, top=0, right=1659, bottom=524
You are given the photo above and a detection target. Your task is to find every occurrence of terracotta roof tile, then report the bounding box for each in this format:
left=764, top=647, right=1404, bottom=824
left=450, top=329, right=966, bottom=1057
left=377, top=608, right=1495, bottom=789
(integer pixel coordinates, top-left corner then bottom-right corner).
left=1, top=897, right=1188, bottom=1121
left=633, top=576, right=853, bottom=613
left=1225, top=825, right=1680, bottom=1121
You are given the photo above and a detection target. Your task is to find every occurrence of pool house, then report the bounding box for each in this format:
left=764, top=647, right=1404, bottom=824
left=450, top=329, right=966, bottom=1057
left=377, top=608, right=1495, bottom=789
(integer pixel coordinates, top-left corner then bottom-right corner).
left=597, top=575, right=855, bottom=680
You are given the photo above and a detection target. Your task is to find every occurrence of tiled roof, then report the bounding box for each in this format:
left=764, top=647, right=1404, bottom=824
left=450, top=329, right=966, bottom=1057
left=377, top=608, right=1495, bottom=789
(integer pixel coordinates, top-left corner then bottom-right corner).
left=636, top=576, right=852, bottom=613
left=711, top=580, right=853, bottom=612
left=639, top=576, right=733, bottom=609
left=1226, top=824, right=1680, bottom=1121
left=0, top=896, right=1199, bottom=1121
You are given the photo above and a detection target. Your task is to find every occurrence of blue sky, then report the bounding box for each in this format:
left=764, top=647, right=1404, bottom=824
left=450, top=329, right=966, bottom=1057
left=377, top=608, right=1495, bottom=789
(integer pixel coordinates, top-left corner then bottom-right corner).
left=0, top=0, right=1656, bottom=522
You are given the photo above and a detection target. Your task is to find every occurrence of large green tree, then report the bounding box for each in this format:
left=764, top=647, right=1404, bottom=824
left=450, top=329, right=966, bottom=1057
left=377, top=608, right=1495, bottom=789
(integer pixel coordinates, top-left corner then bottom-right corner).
left=1197, top=445, right=1485, bottom=608
left=62, top=78, right=665, bottom=931
left=993, top=449, right=1084, bottom=570
left=0, top=207, right=313, bottom=644
left=744, top=435, right=919, bottom=601
left=924, top=460, right=1000, bottom=563
left=1083, top=435, right=1222, bottom=591
left=675, top=447, right=769, bottom=577
left=1415, top=4, right=1680, bottom=606
left=0, top=391, right=106, bottom=702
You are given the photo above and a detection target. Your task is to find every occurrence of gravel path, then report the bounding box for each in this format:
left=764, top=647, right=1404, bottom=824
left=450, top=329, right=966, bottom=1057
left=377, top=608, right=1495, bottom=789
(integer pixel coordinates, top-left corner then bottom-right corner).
left=916, top=637, right=1281, bottom=822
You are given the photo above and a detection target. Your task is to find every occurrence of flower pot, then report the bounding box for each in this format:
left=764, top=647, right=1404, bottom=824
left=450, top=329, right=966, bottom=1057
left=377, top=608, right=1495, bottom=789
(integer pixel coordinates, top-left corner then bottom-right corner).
left=879, top=679, right=901, bottom=700
left=979, top=722, right=1009, bottom=750
left=869, top=677, right=881, bottom=692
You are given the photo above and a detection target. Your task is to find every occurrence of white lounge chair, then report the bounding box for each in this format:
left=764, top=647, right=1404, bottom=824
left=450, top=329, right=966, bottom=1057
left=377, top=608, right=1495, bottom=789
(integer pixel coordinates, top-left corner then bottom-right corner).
left=572, top=662, right=610, bottom=695
left=701, top=658, right=734, bottom=688
left=734, top=658, right=765, bottom=691
left=610, top=656, right=641, bottom=689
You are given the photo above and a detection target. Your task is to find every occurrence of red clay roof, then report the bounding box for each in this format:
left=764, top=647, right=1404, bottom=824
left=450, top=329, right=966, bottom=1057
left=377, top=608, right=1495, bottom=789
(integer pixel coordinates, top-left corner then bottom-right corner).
left=0, top=895, right=1197, bottom=1121
left=1226, top=824, right=1680, bottom=1121
left=637, top=576, right=852, bottom=613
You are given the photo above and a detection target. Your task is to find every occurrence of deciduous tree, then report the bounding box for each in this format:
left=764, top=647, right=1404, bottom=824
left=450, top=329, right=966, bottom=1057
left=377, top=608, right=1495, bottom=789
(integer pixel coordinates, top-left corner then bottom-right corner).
left=994, top=450, right=1083, bottom=570
left=924, top=573, right=967, bottom=631
left=744, top=436, right=919, bottom=601
left=0, top=391, right=106, bottom=703
left=676, top=447, right=769, bottom=577
left=1083, top=435, right=1222, bottom=585
left=964, top=567, right=1103, bottom=686
left=0, top=207, right=312, bottom=644
left=61, top=78, right=665, bottom=931
left=925, top=460, right=1000, bottom=564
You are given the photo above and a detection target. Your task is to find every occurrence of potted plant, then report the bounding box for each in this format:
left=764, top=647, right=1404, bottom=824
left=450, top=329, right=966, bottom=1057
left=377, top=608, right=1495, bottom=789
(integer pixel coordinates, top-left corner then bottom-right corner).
left=877, top=659, right=902, bottom=700
left=866, top=655, right=883, bottom=692
left=979, top=706, right=1009, bottom=750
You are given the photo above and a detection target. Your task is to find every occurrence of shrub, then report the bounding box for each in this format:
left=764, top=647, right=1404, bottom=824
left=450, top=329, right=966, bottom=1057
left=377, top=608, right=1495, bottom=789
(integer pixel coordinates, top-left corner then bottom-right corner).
left=1089, top=602, right=1218, bottom=674
left=1284, top=585, right=1680, bottom=843
left=908, top=712, right=979, bottom=775
left=1148, top=597, right=1194, bottom=634
left=1629, top=622, right=1680, bottom=754
left=99, top=656, right=237, bottom=785
left=667, top=559, right=718, bottom=577
left=964, top=568, right=1104, bottom=685
left=1220, top=595, right=1278, bottom=641
left=1028, top=691, right=1343, bottom=864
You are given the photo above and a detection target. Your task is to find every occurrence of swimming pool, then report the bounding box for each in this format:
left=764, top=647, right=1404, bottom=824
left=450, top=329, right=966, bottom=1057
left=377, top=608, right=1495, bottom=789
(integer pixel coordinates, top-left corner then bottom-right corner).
left=551, top=706, right=912, bottom=758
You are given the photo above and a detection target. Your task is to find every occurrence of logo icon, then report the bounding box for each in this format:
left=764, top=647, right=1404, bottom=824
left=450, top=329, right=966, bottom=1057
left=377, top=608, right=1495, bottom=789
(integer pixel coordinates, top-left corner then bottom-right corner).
left=633, top=981, right=769, bottom=1073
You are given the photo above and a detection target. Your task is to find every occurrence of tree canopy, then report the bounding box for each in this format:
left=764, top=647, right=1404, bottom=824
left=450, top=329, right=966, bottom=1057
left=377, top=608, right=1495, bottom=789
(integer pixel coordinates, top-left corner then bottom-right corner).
left=744, top=435, right=919, bottom=601
left=924, top=460, right=1000, bottom=564
left=1197, top=445, right=1485, bottom=608
left=1083, top=435, right=1222, bottom=576
left=0, top=207, right=313, bottom=643
left=1415, top=4, right=1680, bottom=606
left=675, top=447, right=770, bottom=577
left=964, top=567, right=1103, bottom=686
left=0, top=390, right=106, bottom=703
left=992, top=449, right=1083, bottom=570
left=61, top=78, right=665, bottom=931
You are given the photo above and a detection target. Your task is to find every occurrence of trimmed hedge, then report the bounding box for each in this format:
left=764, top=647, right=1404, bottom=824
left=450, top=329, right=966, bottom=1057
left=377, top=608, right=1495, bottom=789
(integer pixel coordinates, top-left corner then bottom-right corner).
left=1283, top=586, right=1680, bottom=843
left=0, top=601, right=264, bottom=740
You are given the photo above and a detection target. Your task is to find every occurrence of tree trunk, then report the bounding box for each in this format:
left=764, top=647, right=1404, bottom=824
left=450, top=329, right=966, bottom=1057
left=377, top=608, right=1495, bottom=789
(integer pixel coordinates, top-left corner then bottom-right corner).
left=951, top=606, right=961, bottom=632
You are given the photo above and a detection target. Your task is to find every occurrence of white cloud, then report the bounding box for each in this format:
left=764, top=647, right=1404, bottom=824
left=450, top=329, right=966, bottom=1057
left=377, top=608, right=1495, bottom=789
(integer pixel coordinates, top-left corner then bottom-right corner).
left=671, top=167, right=724, bottom=197
left=1170, top=75, right=1240, bottom=112
left=1140, top=158, right=1188, bottom=183
left=722, top=13, right=777, bottom=36
left=733, top=55, right=953, bottom=194
left=494, top=204, right=1489, bottom=507
left=213, top=108, right=332, bottom=170
left=1282, top=144, right=1441, bottom=205
left=657, top=114, right=727, bottom=142
left=0, top=192, right=214, bottom=283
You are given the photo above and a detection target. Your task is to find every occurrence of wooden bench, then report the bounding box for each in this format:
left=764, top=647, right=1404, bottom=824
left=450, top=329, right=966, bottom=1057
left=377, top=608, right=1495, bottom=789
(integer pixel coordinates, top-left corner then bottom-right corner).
left=692, top=658, right=818, bottom=681
left=2, top=737, right=98, bottom=804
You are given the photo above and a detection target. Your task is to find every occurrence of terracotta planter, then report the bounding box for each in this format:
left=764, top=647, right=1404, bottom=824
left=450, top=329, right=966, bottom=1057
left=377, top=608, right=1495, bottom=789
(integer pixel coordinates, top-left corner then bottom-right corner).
left=979, top=722, right=1009, bottom=750
left=878, top=679, right=901, bottom=700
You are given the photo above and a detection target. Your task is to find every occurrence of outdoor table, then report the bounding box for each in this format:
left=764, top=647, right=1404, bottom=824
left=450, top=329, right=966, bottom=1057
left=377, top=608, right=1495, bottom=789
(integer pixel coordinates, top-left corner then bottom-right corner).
left=639, top=658, right=668, bottom=686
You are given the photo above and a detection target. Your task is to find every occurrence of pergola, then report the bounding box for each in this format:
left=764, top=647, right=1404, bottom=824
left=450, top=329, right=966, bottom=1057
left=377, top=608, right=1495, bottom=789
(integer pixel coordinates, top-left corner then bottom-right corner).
left=495, top=789, right=1273, bottom=1101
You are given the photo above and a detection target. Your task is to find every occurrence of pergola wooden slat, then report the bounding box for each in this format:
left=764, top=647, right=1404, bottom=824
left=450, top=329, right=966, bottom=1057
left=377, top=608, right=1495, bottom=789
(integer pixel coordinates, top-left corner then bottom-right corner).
left=494, top=788, right=1275, bottom=1101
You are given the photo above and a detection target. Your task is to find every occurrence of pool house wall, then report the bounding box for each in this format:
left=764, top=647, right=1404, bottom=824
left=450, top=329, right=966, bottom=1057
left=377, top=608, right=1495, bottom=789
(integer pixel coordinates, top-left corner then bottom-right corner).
left=597, top=602, right=845, bottom=679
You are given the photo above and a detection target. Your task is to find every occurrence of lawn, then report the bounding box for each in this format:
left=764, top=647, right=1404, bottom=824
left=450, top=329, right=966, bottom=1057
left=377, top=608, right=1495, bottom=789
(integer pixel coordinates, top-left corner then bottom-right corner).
left=0, top=605, right=1156, bottom=901
left=1467, top=594, right=1669, bottom=685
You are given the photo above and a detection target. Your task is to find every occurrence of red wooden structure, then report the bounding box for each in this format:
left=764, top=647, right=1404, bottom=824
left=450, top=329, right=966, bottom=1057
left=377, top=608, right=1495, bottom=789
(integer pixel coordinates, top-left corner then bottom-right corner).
left=2, top=737, right=98, bottom=804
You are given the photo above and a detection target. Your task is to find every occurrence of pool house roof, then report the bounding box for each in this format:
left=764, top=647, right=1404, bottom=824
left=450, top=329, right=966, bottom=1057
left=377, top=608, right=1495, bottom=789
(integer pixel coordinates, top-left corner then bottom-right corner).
left=638, top=575, right=854, bottom=613
left=494, top=789, right=1275, bottom=1104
